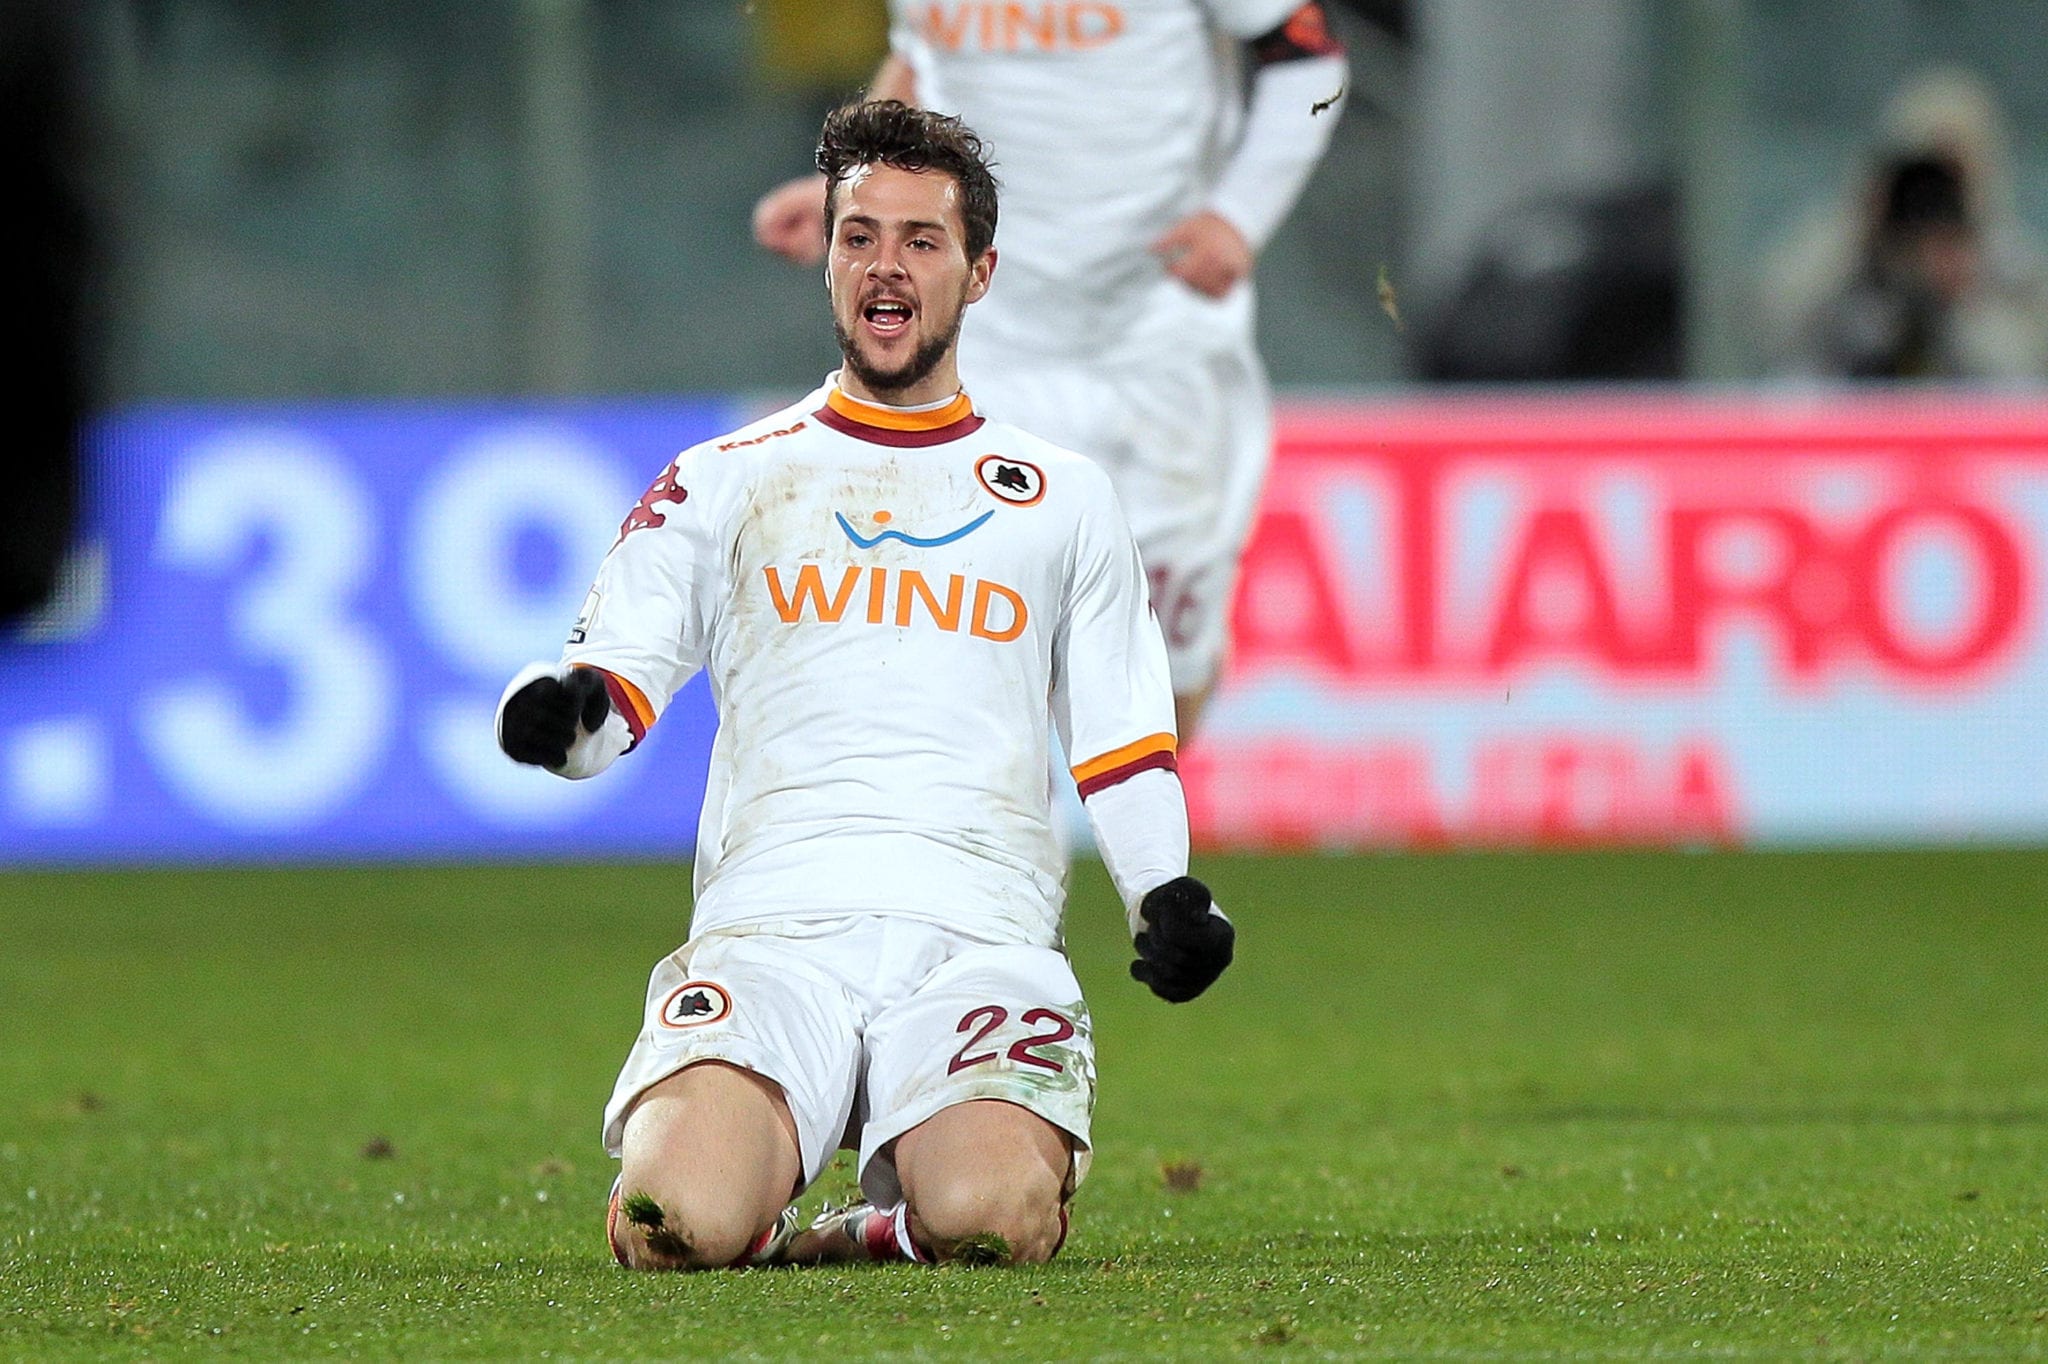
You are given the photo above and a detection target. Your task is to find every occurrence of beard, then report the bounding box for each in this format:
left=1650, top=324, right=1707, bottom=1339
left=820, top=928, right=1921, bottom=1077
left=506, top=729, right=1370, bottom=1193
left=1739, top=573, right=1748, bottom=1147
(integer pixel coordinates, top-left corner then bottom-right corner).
left=834, top=300, right=965, bottom=398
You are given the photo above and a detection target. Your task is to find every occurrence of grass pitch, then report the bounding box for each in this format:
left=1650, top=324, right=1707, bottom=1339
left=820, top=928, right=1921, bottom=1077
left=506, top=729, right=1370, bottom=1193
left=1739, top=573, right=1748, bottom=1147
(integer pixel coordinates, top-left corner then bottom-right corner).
left=3, top=850, right=2047, bottom=1360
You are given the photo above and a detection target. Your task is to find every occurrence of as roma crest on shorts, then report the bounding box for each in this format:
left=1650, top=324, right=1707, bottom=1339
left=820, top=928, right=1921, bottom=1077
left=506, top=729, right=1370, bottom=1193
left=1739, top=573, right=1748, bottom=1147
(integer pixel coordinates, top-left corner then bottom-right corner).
left=976, top=454, right=1045, bottom=507
left=657, top=980, right=732, bottom=1029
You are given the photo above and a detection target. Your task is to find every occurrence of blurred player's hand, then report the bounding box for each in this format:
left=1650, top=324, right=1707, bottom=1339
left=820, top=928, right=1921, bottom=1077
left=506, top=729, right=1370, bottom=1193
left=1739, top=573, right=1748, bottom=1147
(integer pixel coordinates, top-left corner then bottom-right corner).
left=1150, top=211, right=1253, bottom=299
left=500, top=668, right=610, bottom=769
left=753, top=174, right=830, bottom=265
left=1130, top=876, right=1234, bottom=1002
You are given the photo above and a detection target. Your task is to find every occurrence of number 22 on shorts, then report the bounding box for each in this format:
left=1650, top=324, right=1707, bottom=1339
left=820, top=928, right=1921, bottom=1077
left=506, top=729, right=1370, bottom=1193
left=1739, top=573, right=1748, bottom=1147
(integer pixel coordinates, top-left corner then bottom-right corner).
left=947, top=1005, right=1076, bottom=1075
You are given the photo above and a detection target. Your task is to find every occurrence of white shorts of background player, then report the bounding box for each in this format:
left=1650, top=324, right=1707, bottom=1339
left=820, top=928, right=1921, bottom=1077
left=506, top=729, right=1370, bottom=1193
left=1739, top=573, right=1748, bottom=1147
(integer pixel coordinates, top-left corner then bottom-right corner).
left=960, top=330, right=1273, bottom=703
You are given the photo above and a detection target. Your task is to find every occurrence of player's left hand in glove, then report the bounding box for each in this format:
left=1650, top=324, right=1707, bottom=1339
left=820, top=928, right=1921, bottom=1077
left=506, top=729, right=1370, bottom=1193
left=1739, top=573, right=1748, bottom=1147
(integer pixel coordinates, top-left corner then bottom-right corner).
left=499, top=668, right=610, bottom=769
left=1130, top=875, right=1234, bottom=1003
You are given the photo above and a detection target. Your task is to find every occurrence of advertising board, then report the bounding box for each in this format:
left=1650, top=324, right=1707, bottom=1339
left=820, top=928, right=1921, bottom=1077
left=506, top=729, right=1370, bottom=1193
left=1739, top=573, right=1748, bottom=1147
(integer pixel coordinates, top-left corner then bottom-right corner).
left=3, top=392, right=2043, bottom=861
left=1, top=401, right=735, bottom=862
left=1192, top=394, right=2047, bottom=846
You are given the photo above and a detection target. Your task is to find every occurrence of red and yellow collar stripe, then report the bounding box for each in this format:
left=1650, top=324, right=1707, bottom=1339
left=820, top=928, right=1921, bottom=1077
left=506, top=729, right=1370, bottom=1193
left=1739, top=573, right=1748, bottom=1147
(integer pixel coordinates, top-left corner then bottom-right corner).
left=814, top=386, right=986, bottom=448
left=1071, top=732, right=1178, bottom=798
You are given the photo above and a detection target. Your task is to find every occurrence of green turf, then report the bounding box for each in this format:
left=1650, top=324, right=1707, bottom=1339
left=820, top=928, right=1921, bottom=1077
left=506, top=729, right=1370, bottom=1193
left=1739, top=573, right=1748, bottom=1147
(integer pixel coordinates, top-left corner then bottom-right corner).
left=4, top=850, right=2047, bottom=1360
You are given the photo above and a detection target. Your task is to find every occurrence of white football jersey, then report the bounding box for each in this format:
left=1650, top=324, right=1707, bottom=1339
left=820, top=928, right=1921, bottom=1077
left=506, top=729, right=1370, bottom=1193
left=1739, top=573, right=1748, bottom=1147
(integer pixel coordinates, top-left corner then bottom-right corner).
left=560, top=377, right=1178, bottom=947
left=889, top=0, right=1298, bottom=360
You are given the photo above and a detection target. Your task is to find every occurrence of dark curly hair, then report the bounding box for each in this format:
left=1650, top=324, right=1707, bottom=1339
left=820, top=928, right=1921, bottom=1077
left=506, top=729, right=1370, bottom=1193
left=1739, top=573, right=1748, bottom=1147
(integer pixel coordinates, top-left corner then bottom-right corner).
left=816, top=100, right=999, bottom=261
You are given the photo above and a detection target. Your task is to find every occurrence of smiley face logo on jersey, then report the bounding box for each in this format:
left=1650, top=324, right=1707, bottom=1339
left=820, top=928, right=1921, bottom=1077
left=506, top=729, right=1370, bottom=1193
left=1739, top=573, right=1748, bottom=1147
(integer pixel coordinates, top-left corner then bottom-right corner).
left=976, top=455, right=1046, bottom=507
left=657, top=980, right=733, bottom=1029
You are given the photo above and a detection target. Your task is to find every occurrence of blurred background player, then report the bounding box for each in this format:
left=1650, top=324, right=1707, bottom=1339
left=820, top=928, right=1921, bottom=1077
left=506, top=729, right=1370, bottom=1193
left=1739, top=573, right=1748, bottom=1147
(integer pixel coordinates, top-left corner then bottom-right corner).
left=500, top=101, right=1234, bottom=1270
left=753, top=1, right=1350, bottom=738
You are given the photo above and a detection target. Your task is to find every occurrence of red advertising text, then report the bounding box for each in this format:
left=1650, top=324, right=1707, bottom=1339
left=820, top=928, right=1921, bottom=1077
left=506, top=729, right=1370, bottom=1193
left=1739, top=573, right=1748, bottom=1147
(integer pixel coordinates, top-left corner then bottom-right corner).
left=1230, top=397, right=2040, bottom=688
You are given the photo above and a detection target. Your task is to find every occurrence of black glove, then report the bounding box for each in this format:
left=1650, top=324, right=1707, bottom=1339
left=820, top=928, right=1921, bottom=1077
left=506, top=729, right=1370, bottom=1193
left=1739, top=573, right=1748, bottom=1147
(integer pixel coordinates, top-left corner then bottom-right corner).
left=1130, top=875, right=1234, bottom=1003
left=500, top=668, right=610, bottom=768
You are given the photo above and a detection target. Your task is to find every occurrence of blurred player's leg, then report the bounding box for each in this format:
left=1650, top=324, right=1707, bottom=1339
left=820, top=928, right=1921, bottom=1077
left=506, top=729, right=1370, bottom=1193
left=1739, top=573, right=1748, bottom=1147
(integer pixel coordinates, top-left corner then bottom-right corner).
left=1175, top=680, right=1217, bottom=742
left=612, top=1061, right=801, bottom=1270
left=1137, top=343, right=1273, bottom=738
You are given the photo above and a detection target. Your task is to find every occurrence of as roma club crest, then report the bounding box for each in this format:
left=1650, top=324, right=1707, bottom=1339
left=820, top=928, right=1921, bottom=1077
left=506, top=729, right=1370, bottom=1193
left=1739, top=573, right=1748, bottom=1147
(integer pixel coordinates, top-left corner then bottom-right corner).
left=657, top=980, right=733, bottom=1029
left=976, top=454, right=1046, bottom=506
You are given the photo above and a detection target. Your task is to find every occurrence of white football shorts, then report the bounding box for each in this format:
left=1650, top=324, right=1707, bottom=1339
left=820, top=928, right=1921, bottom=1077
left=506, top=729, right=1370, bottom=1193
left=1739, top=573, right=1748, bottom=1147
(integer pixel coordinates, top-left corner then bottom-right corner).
left=602, top=914, right=1096, bottom=1208
left=961, top=334, right=1274, bottom=698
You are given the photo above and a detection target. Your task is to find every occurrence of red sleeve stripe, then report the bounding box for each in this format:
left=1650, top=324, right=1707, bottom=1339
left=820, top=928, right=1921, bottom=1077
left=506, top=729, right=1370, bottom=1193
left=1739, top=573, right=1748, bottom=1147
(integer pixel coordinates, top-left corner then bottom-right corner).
left=1071, top=731, right=1176, bottom=782
left=1073, top=733, right=1187, bottom=798
left=574, top=665, right=652, bottom=749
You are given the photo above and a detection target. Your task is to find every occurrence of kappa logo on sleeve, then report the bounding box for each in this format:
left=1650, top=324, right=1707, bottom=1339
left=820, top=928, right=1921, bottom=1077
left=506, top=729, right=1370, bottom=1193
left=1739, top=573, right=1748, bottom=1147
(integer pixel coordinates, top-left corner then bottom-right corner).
left=657, top=980, right=733, bottom=1029
left=976, top=455, right=1046, bottom=506
left=616, top=464, right=688, bottom=546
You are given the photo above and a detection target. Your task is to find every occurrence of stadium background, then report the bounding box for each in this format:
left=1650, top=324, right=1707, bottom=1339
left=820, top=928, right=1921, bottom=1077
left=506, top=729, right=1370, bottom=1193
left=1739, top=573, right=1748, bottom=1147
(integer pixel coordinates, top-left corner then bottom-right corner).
left=7, top=5, right=2048, bottom=1358
left=6, top=0, right=2048, bottom=859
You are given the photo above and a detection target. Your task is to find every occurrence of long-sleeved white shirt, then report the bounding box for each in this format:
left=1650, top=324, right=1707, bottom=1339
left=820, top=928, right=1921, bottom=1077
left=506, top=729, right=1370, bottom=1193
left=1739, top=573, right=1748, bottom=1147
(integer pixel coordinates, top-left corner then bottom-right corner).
left=507, top=377, right=1185, bottom=947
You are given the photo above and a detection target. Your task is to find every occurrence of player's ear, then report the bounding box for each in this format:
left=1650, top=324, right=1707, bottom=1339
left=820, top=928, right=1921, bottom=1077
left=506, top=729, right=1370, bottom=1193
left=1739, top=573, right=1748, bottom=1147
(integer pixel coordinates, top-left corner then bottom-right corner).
left=966, top=247, right=996, bottom=304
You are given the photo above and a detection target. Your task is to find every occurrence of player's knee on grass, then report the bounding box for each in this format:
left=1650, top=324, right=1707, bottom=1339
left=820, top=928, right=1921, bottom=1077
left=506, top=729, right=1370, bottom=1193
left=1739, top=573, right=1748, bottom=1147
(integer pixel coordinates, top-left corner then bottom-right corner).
left=906, top=1167, right=1066, bottom=1264
left=611, top=1181, right=771, bottom=1271
left=896, top=1099, right=1074, bottom=1264
left=612, top=1064, right=803, bottom=1270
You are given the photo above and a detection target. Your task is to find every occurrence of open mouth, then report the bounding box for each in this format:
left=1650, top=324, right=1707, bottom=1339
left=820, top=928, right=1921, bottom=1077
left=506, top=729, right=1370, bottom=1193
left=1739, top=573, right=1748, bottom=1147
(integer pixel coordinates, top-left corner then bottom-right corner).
left=862, top=298, right=913, bottom=336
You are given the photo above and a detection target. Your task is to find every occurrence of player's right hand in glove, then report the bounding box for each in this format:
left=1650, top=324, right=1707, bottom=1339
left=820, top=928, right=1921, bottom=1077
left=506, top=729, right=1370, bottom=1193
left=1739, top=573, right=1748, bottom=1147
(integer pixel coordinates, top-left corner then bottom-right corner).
left=1130, top=875, right=1234, bottom=1003
left=499, top=668, right=610, bottom=769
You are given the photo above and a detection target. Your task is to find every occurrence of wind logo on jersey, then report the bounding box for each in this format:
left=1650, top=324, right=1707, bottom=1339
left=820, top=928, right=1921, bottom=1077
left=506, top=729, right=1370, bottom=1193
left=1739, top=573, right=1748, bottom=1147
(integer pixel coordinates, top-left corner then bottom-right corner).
left=657, top=980, right=732, bottom=1029
left=763, top=564, right=1028, bottom=641
left=836, top=508, right=994, bottom=549
left=977, top=455, right=1046, bottom=506
left=909, top=1, right=1125, bottom=53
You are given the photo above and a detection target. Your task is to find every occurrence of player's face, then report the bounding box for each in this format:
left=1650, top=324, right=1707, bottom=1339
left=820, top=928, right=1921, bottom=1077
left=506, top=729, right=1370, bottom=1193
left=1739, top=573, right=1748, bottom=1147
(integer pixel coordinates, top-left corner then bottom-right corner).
left=827, top=164, right=994, bottom=404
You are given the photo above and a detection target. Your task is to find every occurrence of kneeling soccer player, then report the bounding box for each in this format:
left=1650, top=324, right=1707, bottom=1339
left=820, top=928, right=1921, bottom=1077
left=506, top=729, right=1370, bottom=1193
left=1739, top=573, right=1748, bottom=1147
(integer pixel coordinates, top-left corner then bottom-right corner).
left=498, top=100, right=1233, bottom=1269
